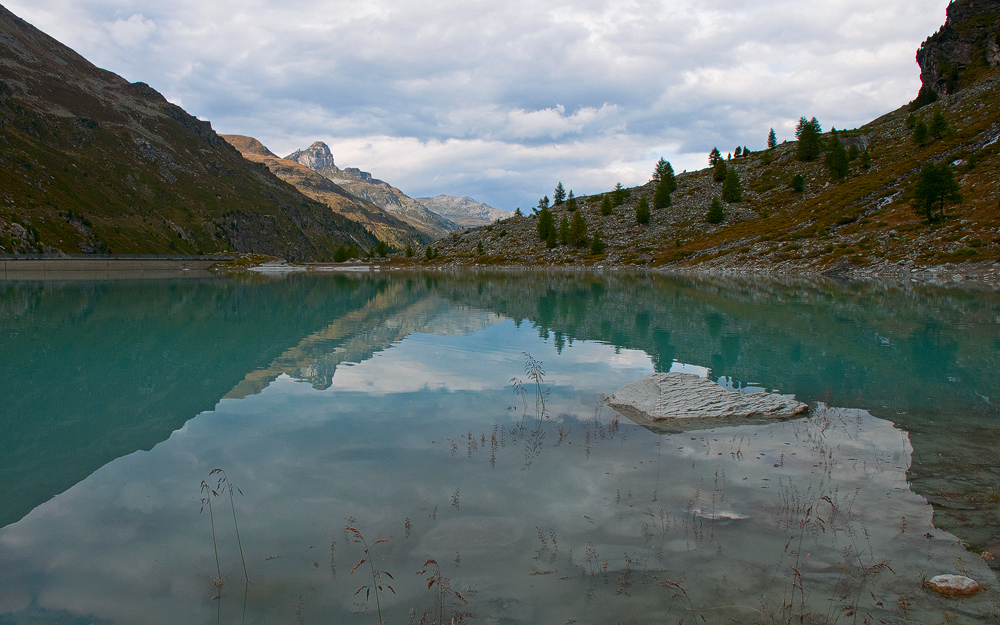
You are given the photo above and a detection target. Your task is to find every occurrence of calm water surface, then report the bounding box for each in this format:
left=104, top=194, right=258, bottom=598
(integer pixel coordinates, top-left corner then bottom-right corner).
left=1, top=271, right=998, bottom=624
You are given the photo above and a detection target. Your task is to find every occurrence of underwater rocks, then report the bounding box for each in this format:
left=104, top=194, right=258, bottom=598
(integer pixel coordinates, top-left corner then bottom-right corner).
left=607, top=372, right=808, bottom=434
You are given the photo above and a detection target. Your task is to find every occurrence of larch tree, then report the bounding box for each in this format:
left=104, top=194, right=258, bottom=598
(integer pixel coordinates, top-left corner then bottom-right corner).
left=911, top=162, right=961, bottom=222
left=721, top=168, right=743, bottom=203
left=553, top=182, right=566, bottom=205
left=795, top=117, right=822, bottom=161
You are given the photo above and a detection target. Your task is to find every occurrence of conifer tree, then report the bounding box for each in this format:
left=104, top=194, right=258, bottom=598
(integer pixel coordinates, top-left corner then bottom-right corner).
left=847, top=144, right=859, bottom=161
left=713, top=158, right=728, bottom=182
left=912, top=120, right=929, bottom=146
left=334, top=245, right=349, bottom=262
left=791, top=174, right=805, bottom=193
left=721, top=168, right=742, bottom=203
left=653, top=159, right=676, bottom=209
left=824, top=132, right=849, bottom=180
left=709, top=147, right=722, bottom=166
left=558, top=215, right=570, bottom=245
left=768, top=128, right=777, bottom=150
left=569, top=210, right=588, bottom=246
left=566, top=190, right=577, bottom=212
left=912, top=162, right=961, bottom=222
left=929, top=110, right=948, bottom=139
left=734, top=146, right=742, bottom=158
left=612, top=182, right=628, bottom=206
left=654, top=180, right=672, bottom=209
left=705, top=198, right=725, bottom=224
left=545, top=226, right=557, bottom=248
left=600, top=195, right=613, bottom=216
left=553, top=182, right=566, bottom=205
left=860, top=149, right=872, bottom=170
left=636, top=197, right=651, bottom=224
left=537, top=206, right=555, bottom=241
left=536, top=196, right=550, bottom=212
left=795, top=117, right=822, bottom=161
left=590, top=229, right=606, bottom=255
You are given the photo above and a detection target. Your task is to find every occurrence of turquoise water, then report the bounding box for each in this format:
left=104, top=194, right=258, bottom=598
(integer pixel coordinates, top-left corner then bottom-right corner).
left=0, top=271, right=998, bottom=624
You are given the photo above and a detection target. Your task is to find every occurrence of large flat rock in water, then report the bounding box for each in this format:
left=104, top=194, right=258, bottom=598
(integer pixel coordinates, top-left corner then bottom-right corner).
left=607, top=373, right=808, bottom=434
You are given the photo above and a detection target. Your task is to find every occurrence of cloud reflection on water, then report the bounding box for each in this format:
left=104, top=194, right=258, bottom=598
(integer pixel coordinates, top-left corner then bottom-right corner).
left=0, top=310, right=995, bottom=624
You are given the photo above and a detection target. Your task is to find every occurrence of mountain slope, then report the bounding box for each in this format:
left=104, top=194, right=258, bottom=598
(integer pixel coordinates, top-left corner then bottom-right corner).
left=416, top=195, right=510, bottom=228
left=412, top=0, right=1000, bottom=281
left=222, top=135, right=432, bottom=248
left=285, top=142, right=460, bottom=239
left=0, top=6, right=374, bottom=260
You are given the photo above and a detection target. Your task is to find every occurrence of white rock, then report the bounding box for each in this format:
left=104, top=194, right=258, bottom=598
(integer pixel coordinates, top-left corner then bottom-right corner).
left=924, top=574, right=983, bottom=597
left=607, top=373, right=808, bottom=433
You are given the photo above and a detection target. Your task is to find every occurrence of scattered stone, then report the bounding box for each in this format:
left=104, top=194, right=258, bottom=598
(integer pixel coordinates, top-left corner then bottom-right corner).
left=607, top=373, right=808, bottom=434
left=923, top=574, right=983, bottom=597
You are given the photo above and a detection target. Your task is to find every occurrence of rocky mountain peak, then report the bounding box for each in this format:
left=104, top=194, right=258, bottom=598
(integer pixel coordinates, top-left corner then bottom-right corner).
left=916, top=0, right=1000, bottom=96
left=286, top=141, right=337, bottom=170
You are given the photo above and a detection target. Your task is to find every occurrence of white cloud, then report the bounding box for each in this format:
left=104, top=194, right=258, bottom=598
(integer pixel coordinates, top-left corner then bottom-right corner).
left=106, top=14, right=156, bottom=48
left=4, top=0, right=952, bottom=209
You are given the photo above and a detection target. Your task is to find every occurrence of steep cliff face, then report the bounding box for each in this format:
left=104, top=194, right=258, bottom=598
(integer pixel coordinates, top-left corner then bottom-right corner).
left=916, top=0, right=1000, bottom=95
left=0, top=6, right=373, bottom=259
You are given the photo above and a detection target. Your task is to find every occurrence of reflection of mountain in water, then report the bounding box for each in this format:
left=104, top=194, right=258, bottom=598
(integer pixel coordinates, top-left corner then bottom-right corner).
left=3, top=271, right=997, bottom=570
left=0, top=274, right=496, bottom=528
left=436, top=271, right=1000, bottom=568
left=226, top=286, right=501, bottom=398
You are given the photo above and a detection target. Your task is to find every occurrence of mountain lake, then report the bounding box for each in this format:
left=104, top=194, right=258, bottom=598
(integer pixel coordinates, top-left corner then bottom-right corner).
left=1, top=269, right=998, bottom=624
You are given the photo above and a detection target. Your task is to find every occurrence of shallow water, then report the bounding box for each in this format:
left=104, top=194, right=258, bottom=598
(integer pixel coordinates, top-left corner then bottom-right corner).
left=0, top=271, right=997, bottom=624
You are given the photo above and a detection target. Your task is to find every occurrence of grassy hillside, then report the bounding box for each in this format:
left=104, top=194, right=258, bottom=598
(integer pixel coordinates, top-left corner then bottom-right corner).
left=403, top=5, right=1000, bottom=279
left=0, top=7, right=376, bottom=260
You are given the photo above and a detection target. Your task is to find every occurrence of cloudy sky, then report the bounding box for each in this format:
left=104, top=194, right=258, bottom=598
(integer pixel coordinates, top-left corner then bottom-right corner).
left=9, top=0, right=949, bottom=210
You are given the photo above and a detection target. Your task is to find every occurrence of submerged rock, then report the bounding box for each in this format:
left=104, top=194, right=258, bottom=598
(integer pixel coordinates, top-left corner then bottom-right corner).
left=607, top=373, right=808, bottom=434
left=924, top=574, right=984, bottom=597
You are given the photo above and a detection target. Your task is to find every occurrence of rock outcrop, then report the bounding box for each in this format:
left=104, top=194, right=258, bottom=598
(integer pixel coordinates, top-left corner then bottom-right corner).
left=607, top=372, right=809, bottom=434
left=285, top=141, right=337, bottom=170
left=916, top=0, right=1000, bottom=95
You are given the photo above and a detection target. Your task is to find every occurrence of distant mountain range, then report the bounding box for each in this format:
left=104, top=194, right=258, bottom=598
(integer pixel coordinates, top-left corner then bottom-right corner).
left=0, top=6, right=375, bottom=260
left=416, top=195, right=511, bottom=228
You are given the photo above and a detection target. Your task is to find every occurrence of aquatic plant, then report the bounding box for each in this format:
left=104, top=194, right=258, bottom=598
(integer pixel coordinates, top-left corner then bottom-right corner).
left=210, top=468, right=249, bottom=584
left=510, top=352, right=549, bottom=468
left=415, top=558, right=471, bottom=625
left=198, top=479, right=223, bottom=598
left=347, top=526, right=396, bottom=625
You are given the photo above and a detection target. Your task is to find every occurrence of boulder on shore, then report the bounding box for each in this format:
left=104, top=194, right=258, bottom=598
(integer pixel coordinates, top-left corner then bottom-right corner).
left=923, top=574, right=984, bottom=597
left=606, top=372, right=808, bottom=434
